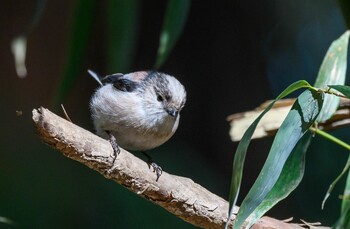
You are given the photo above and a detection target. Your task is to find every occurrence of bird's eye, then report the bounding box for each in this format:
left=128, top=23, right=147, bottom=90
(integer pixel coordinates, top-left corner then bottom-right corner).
left=157, top=94, right=164, bottom=102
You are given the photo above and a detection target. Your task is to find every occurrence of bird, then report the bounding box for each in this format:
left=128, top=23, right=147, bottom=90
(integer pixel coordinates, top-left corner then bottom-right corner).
left=89, top=70, right=186, bottom=181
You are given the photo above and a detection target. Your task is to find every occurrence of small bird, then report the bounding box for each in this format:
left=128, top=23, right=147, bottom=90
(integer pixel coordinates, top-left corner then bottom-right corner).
left=89, top=70, right=186, bottom=181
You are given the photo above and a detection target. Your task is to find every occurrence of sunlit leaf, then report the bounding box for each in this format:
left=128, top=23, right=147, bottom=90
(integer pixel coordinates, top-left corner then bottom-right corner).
left=53, top=0, right=96, bottom=106
left=225, top=80, right=312, bottom=229
left=314, top=30, right=349, bottom=122
left=10, top=0, right=46, bottom=78
left=233, top=89, right=323, bottom=229
left=245, top=133, right=311, bottom=228
left=328, top=85, right=350, bottom=98
left=106, top=0, right=139, bottom=73
left=11, top=36, right=27, bottom=78
left=0, top=216, right=17, bottom=226
left=154, top=0, right=191, bottom=69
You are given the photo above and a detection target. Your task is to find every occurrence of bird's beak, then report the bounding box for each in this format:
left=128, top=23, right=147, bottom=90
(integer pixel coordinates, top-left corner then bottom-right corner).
left=166, top=108, right=179, bottom=117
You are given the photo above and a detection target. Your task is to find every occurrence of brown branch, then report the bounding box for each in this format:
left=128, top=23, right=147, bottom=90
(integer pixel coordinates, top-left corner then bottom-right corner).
left=32, top=107, right=323, bottom=229
left=227, top=98, right=350, bottom=141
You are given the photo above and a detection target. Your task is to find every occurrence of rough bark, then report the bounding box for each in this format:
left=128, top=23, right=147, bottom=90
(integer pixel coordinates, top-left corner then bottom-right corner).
left=32, top=107, right=324, bottom=229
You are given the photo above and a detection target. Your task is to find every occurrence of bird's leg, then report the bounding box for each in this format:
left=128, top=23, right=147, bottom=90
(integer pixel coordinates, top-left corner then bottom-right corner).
left=105, top=130, right=120, bottom=167
left=142, top=151, right=162, bottom=181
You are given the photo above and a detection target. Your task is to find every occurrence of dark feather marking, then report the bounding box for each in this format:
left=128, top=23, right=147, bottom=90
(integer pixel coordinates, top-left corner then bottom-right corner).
left=114, top=79, right=139, bottom=92
left=102, top=73, right=139, bottom=92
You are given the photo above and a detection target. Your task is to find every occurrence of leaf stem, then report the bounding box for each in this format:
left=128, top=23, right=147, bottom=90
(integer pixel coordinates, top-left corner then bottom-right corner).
left=320, top=87, right=348, bottom=98
left=310, top=127, right=350, bottom=151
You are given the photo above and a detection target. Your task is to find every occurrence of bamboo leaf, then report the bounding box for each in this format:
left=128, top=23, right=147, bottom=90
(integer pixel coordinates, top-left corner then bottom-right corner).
left=314, top=31, right=349, bottom=122
left=225, top=80, right=312, bottom=228
left=233, top=89, right=323, bottom=229
left=334, top=169, right=350, bottom=229
left=322, top=153, right=350, bottom=209
left=246, top=133, right=311, bottom=228
left=342, top=168, right=350, bottom=213
left=328, top=85, right=350, bottom=98
left=154, top=0, right=191, bottom=69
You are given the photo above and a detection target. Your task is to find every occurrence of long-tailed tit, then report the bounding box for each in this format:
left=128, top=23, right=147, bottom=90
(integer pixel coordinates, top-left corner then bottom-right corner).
left=89, top=70, right=186, bottom=181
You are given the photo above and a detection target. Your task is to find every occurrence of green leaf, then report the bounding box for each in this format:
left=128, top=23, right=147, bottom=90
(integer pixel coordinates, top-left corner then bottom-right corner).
left=225, top=80, right=312, bottom=229
left=342, top=169, right=350, bottom=215
left=314, top=30, right=349, bottom=122
left=311, top=128, right=350, bottom=209
left=245, top=133, right=311, bottom=228
left=53, top=0, right=96, bottom=106
left=154, top=0, right=191, bottom=69
left=322, top=153, right=350, bottom=209
left=233, top=89, right=323, bottom=229
left=106, top=0, right=139, bottom=73
left=334, top=169, right=350, bottom=229
left=328, top=85, right=350, bottom=98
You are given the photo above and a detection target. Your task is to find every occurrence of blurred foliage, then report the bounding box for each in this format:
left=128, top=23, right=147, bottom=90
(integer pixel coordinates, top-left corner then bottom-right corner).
left=53, top=0, right=97, bottom=108
left=11, top=0, right=46, bottom=78
left=154, top=0, right=191, bottom=69
left=53, top=0, right=190, bottom=107
left=105, top=0, right=139, bottom=73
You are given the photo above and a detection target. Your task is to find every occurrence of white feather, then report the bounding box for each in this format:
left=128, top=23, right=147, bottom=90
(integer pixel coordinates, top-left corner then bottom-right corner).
left=88, top=69, right=103, bottom=86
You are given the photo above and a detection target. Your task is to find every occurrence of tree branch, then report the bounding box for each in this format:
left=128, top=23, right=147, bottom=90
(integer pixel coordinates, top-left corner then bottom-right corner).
left=32, top=107, right=320, bottom=229
left=227, top=98, right=350, bottom=141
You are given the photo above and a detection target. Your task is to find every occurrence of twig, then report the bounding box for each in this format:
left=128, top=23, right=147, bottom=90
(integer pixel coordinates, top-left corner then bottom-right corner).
left=60, top=104, right=72, bottom=122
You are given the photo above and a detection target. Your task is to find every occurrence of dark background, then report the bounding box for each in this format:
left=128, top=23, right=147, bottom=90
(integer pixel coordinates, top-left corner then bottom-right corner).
left=1, top=0, right=349, bottom=228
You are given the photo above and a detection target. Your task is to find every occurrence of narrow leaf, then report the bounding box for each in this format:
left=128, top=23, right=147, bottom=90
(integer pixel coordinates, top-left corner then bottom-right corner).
left=334, top=204, right=350, bottom=229
left=342, top=168, right=350, bottom=214
left=53, top=0, right=96, bottom=106
left=106, top=0, right=139, bottom=73
left=234, top=89, right=323, bottom=229
left=322, top=153, right=350, bottom=209
left=314, top=31, right=349, bottom=122
left=334, top=169, right=350, bottom=229
left=246, top=133, right=311, bottom=228
left=154, top=0, right=191, bottom=69
left=328, top=85, right=350, bottom=98
left=311, top=128, right=350, bottom=208
left=225, top=80, right=312, bottom=228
